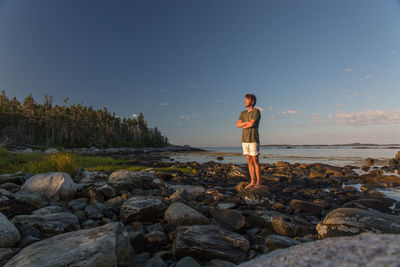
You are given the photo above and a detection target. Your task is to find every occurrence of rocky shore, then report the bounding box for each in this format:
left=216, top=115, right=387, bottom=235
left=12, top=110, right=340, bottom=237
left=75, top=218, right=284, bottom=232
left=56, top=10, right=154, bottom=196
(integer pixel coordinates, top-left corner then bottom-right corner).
left=1, top=152, right=400, bottom=266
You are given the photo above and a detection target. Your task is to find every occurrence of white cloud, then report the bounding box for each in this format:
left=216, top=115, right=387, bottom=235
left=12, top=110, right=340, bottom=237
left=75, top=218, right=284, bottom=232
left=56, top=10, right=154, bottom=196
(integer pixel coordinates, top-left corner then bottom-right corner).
left=365, top=74, right=373, bottom=79
left=345, top=68, right=352, bottom=72
left=132, top=114, right=138, bottom=118
left=160, top=102, right=168, bottom=106
left=392, top=50, right=399, bottom=55
left=268, top=106, right=273, bottom=110
left=179, top=113, right=201, bottom=121
left=281, top=109, right=299, bottom=115
left=328, top=109, right=400, bottom=125
left=179, top=115, right=190, bottom=120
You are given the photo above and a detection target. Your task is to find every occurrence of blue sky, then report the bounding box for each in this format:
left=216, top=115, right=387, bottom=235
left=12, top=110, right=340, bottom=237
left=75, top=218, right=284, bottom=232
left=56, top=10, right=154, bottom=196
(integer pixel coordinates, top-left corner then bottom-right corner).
left=0, top=0, right=399, bottom=146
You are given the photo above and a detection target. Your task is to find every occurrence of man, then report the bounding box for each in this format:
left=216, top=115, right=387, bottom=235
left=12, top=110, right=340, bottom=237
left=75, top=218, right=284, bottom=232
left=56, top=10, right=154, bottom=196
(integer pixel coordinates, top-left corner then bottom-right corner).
left=236, top=94, right=261, bottom=189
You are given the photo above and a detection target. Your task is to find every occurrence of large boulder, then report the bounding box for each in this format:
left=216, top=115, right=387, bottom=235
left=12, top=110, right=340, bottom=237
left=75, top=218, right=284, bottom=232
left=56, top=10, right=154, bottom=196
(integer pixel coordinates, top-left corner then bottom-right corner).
left=12, top=212, right=80, bottom=235
left=210, top=208, right=246, bottom=230
left=120, top=196, right=165, bottom=223
left=172, top=224, right=249, bottom=263
left=108, top=170, right=154, bottom=192
left=317, top=208, right=400, bottom=238
left=4, top=222, right=133, bottom=267
left=239, top=233, right=400, bottom=267
left=21, top=172, right=76, bottom=201
left=0, top=212, right=20, bottom=248
left=289, top=199, right=323, bottom=216
left=164, top=202, right=208, bottom=227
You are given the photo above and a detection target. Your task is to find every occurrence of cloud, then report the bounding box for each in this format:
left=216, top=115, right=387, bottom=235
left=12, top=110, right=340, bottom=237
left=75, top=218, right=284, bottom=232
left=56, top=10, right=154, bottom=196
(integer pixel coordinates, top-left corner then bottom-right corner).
left=281, top=109, right=299, bottom=115
left=336, top=103, right=343, bottom=107
left=268, top=106, right=273, bottom=110
left=187, top=83, right=201, bottom=88
left=392, top=50, right=399, bottom=55
left=179, top=113, right=201, bottom=121
left=160, top=102, right=168, bottom=106
left=255, top=106, right=264, bottom=112
left=131, top=114, right=138, bottom=118
left=365, top=74, right=373, bottom=79
left=345, top=68, right=352, bottom=72
left=179, top=115, right=190, bottom=120
left=328, top=109, right=400, bottom=126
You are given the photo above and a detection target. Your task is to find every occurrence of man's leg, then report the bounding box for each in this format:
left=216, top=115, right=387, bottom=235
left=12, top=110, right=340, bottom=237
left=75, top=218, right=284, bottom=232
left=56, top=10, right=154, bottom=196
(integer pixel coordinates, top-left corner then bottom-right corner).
left=251, top=155, right=261, bottom=187
left=245, top=155, right=256, bottom=189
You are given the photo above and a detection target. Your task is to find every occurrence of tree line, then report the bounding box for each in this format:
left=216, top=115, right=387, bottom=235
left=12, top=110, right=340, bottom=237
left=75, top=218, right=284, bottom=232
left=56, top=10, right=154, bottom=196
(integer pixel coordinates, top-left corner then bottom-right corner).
left=0, top=90, right=169, bottom=148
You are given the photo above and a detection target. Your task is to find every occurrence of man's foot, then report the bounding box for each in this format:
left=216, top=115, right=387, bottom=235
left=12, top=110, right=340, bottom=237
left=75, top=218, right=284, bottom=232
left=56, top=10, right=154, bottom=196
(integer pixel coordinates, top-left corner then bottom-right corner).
left=244, top=183, right=255, bottom=189
left=254, top=184, right=261, bottom=189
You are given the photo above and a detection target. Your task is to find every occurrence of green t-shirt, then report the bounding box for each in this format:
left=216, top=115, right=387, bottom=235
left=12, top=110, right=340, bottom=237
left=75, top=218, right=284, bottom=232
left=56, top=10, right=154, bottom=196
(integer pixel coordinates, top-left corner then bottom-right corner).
left=239, top=108, right=261, bottom=143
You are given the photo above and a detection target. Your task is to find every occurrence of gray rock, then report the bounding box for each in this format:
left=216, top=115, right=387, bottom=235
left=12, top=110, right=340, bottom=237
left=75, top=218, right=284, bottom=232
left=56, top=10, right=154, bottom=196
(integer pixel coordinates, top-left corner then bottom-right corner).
left=145, top=231, right=169, bottom=245
left=175, top=256, right=201, bottom=267
left=68, top=198, right=88, bottom=212
left=172, top=224, right=249, bottom=263
left=108, top=170, right=154, bottom=192
left=120, top=196, right=165, bottom=223
left=210, top=208, right=245, bottom=230
left=85, top=203, right=104, bottom=219
left=144, top=255, right=167, bottom=267
left=21, top=172, right=76, bottom=201
left=0, top=248, right=19, bottom=265
left=44, top=148, right=58, bottom=154
left=239, top=233, right=400, bottom=267
left=0, top=188, right=14, bottom=198
left=0, top=212, right=20, bottom=248
left=217, top=202, right=236, bottom=210
left=169, top=188, right=191, bottom=202
left=289, top=199, right=323, bottom=216
left=98, top=184, right=115, bottom=199
left=0, top=172, right=23, bottom=185
left=209, top=259, right=236, bottom=267
left=5, top=222, right=133, bottom=267
left=12, top=212, right=80, bottom=235
left=317, top=208, right=400, bottom=238
left=105, top=196, right=125, bottom=208
left=168, top=184, right=205, bottom=196
left=32, top=206, right=63, bottom=215
left=265, top=234, right=301, bottom=250
left=164, top=202, right=208, bottom=227
left=14, top=191, right=48, bottom=209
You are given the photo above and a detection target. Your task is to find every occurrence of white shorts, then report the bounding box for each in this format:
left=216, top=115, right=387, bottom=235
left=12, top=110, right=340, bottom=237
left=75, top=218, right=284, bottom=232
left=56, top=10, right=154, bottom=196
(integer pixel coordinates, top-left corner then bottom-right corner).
left=242, top=142, right=260, bottom=156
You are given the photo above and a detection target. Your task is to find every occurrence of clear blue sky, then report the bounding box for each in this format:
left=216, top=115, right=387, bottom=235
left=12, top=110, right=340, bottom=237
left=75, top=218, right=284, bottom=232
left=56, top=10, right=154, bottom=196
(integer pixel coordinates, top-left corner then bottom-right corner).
left=1, top=0, right=399, bottom=146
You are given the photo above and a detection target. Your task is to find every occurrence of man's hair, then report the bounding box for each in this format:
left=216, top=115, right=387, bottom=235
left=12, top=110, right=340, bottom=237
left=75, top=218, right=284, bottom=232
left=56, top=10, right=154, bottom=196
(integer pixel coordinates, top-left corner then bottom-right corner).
left=245, top=94, right=257, bottom=107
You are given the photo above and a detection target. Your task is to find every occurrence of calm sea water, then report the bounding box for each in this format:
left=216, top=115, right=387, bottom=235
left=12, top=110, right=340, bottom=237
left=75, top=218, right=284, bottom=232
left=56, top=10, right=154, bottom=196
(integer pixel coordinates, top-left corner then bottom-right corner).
left=168, top=145, right=400, bottom=167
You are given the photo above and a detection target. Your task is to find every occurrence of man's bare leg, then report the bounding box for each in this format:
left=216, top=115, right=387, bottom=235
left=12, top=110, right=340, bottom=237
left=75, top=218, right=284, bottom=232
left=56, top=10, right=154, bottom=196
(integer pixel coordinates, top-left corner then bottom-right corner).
left=252, top=155, right=261, bottom=188
left=245, top=155, right=256, bottom=189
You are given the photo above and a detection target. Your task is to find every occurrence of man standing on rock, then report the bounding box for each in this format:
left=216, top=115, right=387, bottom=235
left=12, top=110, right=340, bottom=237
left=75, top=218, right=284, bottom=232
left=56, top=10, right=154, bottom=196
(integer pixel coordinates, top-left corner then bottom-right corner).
left=236, top=93, right=261, bottom=189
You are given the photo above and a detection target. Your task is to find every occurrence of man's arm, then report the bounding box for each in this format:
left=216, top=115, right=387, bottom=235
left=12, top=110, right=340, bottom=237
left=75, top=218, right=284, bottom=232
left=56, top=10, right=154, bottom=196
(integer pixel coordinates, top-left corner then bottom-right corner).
left=236, top=119, right=255, bottom=128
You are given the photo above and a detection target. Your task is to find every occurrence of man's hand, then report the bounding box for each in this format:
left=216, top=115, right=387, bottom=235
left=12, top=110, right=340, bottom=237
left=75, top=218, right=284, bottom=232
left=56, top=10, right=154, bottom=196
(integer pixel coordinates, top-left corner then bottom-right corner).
left=236, top=119, right=256, bottom=128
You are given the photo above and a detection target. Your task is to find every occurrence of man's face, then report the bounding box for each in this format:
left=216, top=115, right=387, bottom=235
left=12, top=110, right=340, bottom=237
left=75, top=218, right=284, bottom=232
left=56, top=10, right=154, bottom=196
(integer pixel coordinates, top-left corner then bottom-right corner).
left=244, top=97, right=254, bottom=107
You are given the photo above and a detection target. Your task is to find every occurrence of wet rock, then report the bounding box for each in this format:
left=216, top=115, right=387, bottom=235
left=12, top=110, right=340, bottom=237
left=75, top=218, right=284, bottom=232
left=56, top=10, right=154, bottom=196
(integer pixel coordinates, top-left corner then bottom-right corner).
left=108, top=170, right=154, bottom=192
left=289, top=199, right=323, bottom=216
left=210, top=208, right=246, bottom=230
left=239, top=233, right=400, bottom=267
left=265, top=234, right=301, bottom=250
left=21, top=172, right=76, bottom=201
left=120, top=196, right=165, bottom=223
left=0, top=212, right=20, bottom=248
left=164, top=202, right=208, bottom=227
left=317, top=208, right=400, bottom=238
left=172, top=224, right=249, bottom=263
left=5, top=222, right=133, bottom=267
left=175, top=256, right=201, bottom=267
left=12, top=212, right=80, bottom=235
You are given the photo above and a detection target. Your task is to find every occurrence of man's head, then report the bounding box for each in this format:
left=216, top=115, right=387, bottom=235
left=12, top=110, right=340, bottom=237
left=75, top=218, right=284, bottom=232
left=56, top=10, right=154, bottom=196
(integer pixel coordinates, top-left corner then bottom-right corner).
left=244, top=94, right=256, bottom=108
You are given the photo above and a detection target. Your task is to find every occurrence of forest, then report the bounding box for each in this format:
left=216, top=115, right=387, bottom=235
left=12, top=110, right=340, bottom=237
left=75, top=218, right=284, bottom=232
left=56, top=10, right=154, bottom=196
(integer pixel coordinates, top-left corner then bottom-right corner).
left=0, top=90, right=169, bottom=148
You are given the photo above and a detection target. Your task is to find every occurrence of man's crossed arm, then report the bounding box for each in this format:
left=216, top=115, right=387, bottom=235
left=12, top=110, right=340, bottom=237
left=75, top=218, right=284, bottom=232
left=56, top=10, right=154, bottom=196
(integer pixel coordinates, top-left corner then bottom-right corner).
left=236, top=119, right=256, bottom=129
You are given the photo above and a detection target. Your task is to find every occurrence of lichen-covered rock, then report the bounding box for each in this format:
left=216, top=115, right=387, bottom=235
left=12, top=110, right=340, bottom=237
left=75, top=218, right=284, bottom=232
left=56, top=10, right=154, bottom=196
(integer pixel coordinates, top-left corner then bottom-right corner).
left=164, top=202, right=208, bottom=227
left=172, top=224, right=249, bottom=263
left=317, top=208, right=400, bottom=238
left=0, top=212, right=20, bottom=248
left=4, top=222, right=133, bottom=267
left=21, top=172, right=76, bottom=201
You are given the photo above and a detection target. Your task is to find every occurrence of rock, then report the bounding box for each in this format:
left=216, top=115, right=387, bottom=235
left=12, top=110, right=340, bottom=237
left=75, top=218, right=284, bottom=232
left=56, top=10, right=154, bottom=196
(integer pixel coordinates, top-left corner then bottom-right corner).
left=226, top=166, right=248, bottom=179
left=85, top=203, right=104, bottom=220
left=12, top=212, right=80, bottom=235
left=0, top=172, right=23, bottom=185
left=175, top=256, right=202, bottom=267
left=21, top=172, right=76, bottom=201
left=209, top=259, right=236, bottom=267
left=98, top=184, right=115, bottom=199
left=217, top=202, right=236, bottom=209
left=44, top=148, right=58, bottom=154
left=0, top=212, right=20, bottom=248
left=145, top=231, right=169, bottom=245
left=366, top=158, right=375, bottom=166
left=169, top=188, right=191, bottom=202
left=164, top=202, right=208, bottom=227
left=238, top=233, right=400, bottom=267
left=32, top=206, right=63, bottom=215
left=275, top=161, right=290, bottom=168
left=105, top=196, right=125, bottom=209
left=168, top=184, right=205, bottom=196
left=289, top=199, right=323, bottom=216
left=210, top=208, right=246, bottom=230
left=0, top=183, right=20, bottom=193
left=258, top=211, right=314, bottom=237
left=67, top=198, right=88, bottom=212
left=5, top=222, right=133, bottom=267
left=14, top=191, right=48, bottom=209
left=143, top=255, right=167, bottom=267
left=216, top=156, right=224, bottom=161
left=0, top=248, right=19, bottom=266
left=108, top=170, right=154, bottom=192
left=317, top=208, right=400, bottom=238
left=265, top=234, right=301, bottom=250
left=120, top=196, right=165, bottom=223
left=172, top=224, right=249, bottom=263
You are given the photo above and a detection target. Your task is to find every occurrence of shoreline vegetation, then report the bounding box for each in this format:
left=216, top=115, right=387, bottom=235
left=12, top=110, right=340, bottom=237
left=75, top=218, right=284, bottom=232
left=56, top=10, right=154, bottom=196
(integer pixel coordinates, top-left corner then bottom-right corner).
left=0, top=90, right=168, bottom=149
